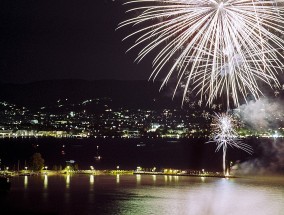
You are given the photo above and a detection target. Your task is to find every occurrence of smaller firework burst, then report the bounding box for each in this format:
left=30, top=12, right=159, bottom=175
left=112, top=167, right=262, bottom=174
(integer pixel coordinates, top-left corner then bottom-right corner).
left=208, top=112, right=253, bottom=175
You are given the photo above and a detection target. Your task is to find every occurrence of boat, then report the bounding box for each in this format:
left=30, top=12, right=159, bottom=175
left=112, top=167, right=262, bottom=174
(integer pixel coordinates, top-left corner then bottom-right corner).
left=94, top=145, right=102, bottom=161
left=0, top=177, right=11, bottom=191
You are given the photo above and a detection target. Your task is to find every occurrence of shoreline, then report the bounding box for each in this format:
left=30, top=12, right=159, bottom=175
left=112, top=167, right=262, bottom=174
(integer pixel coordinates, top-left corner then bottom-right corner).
left=2, top=170, right=235, bottom=178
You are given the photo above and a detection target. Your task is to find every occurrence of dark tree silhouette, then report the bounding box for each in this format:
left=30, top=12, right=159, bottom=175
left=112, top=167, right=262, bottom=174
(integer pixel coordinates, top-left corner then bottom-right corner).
left=30, top=153, right=45, bottom=172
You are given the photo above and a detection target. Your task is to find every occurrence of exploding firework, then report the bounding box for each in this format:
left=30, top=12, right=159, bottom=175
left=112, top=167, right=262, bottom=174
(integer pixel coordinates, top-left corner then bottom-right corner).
left=118, top=0, right=284, bottom=107
left=208, top=112, right=253, bottom=175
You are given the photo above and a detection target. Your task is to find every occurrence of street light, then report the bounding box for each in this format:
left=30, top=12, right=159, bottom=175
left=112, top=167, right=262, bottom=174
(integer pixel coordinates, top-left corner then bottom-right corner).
left=116, top=166, right=119, bottom=174
left=90, top=166, right=94, bottom=174
left=44, top=166, right=48, bottom=175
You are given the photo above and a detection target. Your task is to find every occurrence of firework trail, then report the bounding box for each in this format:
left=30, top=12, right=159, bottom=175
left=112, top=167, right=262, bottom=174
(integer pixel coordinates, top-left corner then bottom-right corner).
left=118, top=0, right=284, bottom=107
left=208, top=113, right=253, bottom=175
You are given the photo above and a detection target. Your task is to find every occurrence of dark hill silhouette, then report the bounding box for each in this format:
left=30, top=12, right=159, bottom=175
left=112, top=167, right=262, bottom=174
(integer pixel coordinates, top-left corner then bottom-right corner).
left=0, top=79, right=183, bottom=109
left=0, top=79, right=280, bottom=110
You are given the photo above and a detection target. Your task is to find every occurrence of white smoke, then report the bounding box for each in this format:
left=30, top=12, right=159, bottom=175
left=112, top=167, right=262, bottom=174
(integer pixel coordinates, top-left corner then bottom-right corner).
left=236, top=98, right=283, bottom=130
left=232, top=139, right=284, bottom=175
left=231, top=98, right=284, bottom=175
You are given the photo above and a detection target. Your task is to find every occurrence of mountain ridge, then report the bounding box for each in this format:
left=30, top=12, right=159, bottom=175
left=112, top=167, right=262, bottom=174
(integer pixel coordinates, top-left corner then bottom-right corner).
left=0, top=79, right=183, bottom=109
left=0, top=79, right=281, bottom=110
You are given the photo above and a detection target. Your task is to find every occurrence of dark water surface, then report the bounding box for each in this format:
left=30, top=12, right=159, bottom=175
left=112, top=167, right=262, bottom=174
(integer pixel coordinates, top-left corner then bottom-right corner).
left=1, top=175, right=283, bottom=215
left=0, top=137, right=257, bottom=171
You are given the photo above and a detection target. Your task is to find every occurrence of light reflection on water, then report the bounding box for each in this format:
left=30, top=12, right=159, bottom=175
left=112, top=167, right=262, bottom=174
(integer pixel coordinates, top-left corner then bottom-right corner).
left=2, top=175, right=284, bottom=215
left=152, top=175, right=156, bottom=183
left=24, top=175, right=28, bottom=189
left=44, top=174, right=48, bottom=190
left=90, top=174, right=94, bottom=185
left=65, top=174, right=70, bottom=189
left=136, top=174, right=141, bottom=185
left=116, top=174, right=120, bottom=184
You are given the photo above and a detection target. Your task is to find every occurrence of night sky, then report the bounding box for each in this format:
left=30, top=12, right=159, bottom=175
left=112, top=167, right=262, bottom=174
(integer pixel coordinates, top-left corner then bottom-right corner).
left=0, top=0, right=152, bottom=83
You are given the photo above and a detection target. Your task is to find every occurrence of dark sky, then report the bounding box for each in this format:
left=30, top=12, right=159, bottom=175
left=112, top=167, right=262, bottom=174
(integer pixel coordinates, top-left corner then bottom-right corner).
left=0, top=0, right=152, bottom=83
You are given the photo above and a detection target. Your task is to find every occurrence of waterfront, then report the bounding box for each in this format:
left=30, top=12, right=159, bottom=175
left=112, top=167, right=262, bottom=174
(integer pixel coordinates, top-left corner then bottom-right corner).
left=1, top=174, right=283, bottom=215
left=1, top=137, right=282, bottom=214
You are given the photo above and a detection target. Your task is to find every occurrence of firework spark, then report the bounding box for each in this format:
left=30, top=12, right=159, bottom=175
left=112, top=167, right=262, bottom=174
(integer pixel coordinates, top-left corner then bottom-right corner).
left=208, top=112, right=253, bottom=175
left=118, top=0, right=284, bottom=107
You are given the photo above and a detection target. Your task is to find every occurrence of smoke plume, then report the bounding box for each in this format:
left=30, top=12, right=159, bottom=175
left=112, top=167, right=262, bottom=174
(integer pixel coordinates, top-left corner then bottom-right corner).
left=232, top=98, right=284, bottom=175
left=236, top=98, right=283, bottom=130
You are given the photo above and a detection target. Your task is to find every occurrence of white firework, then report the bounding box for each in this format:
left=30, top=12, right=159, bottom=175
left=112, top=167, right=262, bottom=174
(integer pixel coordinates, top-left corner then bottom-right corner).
left=209, top=112, right=253, bottom=175
left=118, top=0, right=284, bottom=107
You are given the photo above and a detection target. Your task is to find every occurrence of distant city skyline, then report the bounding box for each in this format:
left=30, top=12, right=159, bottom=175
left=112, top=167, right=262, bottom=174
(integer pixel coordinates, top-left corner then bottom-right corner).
left=0, top=0, right=151, bottom=84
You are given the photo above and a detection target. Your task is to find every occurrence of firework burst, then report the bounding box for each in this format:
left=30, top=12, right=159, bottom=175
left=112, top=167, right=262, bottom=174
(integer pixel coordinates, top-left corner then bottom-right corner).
left=118, top=0, right=284, bottom=107
left=208, top=112, right=253, bottom=175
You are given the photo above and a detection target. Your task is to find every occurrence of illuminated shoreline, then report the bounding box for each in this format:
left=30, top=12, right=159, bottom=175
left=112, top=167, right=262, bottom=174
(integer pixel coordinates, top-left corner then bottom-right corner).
left=2, top=169, right=235, bottom=178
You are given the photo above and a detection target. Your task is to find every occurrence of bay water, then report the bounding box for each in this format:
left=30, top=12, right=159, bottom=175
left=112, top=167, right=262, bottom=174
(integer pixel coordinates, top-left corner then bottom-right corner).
left=1, top=174, right=283, bottom=215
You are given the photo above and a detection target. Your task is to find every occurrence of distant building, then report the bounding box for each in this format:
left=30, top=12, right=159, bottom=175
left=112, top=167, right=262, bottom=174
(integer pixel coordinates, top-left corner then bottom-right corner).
left=0, top=130, right=13, bottom=138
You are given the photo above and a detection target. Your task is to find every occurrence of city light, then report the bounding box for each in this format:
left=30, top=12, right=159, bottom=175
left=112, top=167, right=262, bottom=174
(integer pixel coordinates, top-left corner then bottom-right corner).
left=0, top=99, right=283, bottom=139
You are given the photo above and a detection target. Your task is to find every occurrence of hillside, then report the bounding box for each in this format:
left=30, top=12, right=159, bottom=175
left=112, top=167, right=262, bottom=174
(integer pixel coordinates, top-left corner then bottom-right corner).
left=0, top=79, right=183, bottom=109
